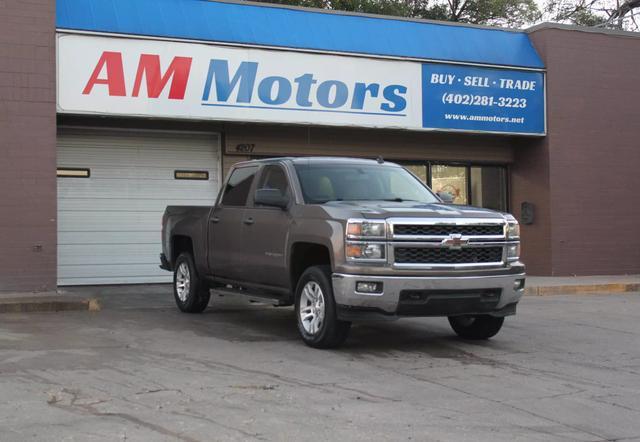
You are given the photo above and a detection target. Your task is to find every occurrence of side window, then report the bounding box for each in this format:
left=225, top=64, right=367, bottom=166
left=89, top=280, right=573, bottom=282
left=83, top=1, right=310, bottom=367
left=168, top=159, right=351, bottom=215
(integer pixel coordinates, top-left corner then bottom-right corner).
left=221, top=166, right=258, bottom=207
left=256, top=165, right=290, bottom=199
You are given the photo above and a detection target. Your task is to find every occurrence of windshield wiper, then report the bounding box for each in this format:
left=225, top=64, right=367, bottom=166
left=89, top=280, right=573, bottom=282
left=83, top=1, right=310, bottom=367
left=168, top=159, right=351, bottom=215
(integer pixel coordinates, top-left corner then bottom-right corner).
left=382, top=198, right=421, bottom=203
left=317, top=198, right=423, bottom=203
left=314, top=198, right=343, bottom=204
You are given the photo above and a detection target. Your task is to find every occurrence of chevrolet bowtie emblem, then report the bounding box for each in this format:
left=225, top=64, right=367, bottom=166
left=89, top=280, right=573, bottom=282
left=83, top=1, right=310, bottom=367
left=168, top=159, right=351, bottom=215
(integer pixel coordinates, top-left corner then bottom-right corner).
left=440, top=234, right=469, bottom=249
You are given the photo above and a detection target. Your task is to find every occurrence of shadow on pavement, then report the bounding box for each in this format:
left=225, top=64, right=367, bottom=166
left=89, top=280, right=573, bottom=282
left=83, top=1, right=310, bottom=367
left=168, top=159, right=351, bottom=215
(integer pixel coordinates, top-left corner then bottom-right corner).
left=58, top=283, right=511, bottom=356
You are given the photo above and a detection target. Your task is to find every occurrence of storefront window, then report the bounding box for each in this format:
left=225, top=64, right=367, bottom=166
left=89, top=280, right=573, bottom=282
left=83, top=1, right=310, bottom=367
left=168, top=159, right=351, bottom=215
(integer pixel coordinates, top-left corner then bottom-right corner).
left=431, top=165, right=468, bottom=205
left=403, top=164, right=428, bottom=183
left=471, top=166, right=507, bottom=212
left=399, top=162, right=508, bottom=211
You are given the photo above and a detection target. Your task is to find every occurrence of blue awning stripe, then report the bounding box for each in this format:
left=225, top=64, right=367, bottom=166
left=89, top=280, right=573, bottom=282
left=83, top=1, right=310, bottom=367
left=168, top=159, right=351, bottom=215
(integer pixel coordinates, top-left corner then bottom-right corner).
left=56, top=0, right=544, bottom=69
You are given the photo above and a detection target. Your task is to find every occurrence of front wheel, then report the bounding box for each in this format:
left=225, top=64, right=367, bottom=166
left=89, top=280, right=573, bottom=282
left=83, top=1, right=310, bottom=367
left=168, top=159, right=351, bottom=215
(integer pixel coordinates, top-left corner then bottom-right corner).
left=448, top=315, right=504, bottom=340
left=295, top=266, right=351, bottom=349
left=173, top=253, right=210, bottom=313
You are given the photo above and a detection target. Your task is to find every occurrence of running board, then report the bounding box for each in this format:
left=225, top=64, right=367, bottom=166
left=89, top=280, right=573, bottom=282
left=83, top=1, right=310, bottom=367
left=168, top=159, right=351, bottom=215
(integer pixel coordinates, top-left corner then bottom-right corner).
left=211, top=286, right=292, bottom=307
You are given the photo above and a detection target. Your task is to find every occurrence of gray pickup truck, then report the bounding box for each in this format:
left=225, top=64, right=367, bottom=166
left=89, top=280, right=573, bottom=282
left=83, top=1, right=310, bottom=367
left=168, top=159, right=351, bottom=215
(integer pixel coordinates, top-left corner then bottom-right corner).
left=161, top=157, right=525, bottom=348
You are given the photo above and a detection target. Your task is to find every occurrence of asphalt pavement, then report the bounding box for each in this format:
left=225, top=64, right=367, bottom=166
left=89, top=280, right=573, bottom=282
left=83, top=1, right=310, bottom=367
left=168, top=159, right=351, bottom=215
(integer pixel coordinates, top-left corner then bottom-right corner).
left=1, top=286, right=639, bottom=441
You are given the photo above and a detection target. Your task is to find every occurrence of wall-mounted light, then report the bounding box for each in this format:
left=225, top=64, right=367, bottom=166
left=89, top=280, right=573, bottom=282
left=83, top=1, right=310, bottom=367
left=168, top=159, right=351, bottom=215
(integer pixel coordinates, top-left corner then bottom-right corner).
left=57, top=168, right=90, bottom=178
left=175, top=170, right=209, bottom=180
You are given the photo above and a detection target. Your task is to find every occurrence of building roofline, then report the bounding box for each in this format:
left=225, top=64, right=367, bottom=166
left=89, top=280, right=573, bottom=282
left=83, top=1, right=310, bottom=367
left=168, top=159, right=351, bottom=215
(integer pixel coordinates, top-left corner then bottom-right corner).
left=527, top=21, right=640, bottom=38
left=205, top=0, right=528, bottom=34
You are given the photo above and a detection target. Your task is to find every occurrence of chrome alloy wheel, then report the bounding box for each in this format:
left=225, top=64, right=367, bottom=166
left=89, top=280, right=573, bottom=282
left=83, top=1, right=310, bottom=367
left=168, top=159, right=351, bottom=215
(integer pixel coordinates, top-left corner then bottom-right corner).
left=299, top=281, right=326, bottom=335
left=176, top=262, right=191, bottom=302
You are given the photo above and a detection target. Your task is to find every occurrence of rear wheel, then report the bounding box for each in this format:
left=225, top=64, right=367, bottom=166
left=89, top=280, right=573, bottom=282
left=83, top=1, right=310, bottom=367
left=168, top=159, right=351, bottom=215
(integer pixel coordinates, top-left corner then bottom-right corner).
left=448, top=315, right=504, bottom=340
left=295, top=265, right=351, bottom=349
left=173, top=253, right=210, bottom=313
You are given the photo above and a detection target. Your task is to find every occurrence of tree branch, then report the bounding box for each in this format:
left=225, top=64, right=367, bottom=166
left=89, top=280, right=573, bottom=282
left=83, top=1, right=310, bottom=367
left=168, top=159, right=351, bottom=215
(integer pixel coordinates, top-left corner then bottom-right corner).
left=610, top=0, right=640, bottom=19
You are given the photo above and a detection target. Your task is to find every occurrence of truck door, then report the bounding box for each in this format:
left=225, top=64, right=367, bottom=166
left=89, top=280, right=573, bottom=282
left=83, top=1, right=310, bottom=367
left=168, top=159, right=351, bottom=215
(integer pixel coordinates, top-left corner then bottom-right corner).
left=208, top=165, right=258, bottom=281
left=240, top=164, right=293, bottom=289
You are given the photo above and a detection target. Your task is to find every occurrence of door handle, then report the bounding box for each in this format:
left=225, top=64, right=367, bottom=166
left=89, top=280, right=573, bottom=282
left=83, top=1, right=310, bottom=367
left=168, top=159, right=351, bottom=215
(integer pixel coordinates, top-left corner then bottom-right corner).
left=243, top=217, right=255, bottom=225
left=210, top=216, right=220, bottom=223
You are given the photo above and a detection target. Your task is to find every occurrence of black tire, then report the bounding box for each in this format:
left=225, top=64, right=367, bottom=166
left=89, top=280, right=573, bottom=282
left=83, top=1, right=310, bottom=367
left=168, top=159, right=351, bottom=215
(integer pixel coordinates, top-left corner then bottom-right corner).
left=295, top=265, right=351, bottom=349
left=448, top=315, right=504, bottom=340
left=173, top=253, right=210, bottom=313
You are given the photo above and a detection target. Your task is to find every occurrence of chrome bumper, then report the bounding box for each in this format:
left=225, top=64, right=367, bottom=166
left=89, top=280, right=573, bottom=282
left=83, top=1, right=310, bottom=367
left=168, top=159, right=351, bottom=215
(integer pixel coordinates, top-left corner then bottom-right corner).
left=332, top=272, right=526, bottom=318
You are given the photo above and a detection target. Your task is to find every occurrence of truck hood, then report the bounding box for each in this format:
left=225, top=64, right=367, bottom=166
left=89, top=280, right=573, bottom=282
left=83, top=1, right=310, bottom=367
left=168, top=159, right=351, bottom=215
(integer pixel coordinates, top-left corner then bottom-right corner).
left=322, top=201, right=507, bottom=220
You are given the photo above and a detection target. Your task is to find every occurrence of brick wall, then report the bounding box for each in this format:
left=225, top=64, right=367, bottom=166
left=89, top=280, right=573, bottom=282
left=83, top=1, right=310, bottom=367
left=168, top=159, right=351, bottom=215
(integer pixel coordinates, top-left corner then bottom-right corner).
left=528, top=26, right=640, bottom=275
left=0, top=1, right=57, bottom=291
left=510, top=138, right=552, bottom=275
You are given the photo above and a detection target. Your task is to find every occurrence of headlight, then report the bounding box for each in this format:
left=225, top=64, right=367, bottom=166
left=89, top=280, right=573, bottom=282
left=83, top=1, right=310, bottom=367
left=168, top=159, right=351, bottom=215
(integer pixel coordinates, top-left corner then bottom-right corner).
left=507, top=222, right=520, bottom=239
left=506, top=243, right=520, bottom=261
left=345, top=220, right=387, bottom=263
left=346, top=242, right=386, bottom=261
left=504, top=215, right=520, bottom=239
left=346, top=220, right=386, bottom=239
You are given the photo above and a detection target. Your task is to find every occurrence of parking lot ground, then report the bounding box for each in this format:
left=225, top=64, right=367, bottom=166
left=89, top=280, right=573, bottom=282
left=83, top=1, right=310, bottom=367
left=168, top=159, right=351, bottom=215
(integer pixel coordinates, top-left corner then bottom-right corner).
left=1, top=287, right=639, bottom=441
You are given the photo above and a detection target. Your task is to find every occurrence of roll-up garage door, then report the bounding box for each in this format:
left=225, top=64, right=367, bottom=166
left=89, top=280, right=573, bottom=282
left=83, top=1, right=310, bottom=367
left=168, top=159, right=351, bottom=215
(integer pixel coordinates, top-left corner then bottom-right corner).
left=57, top=129, right=220, bottom=286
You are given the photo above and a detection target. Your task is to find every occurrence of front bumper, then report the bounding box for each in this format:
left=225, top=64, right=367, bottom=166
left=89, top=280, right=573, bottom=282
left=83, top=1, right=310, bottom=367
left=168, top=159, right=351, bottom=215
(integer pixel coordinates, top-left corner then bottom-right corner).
left=332, top=272, right=525, bottom=320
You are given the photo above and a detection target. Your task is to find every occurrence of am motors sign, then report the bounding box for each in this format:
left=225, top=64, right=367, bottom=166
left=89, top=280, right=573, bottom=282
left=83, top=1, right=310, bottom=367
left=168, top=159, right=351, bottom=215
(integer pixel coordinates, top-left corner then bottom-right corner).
left=57, top=34, right=545, bottom=135
left=57, top=34, right=421, bottom=130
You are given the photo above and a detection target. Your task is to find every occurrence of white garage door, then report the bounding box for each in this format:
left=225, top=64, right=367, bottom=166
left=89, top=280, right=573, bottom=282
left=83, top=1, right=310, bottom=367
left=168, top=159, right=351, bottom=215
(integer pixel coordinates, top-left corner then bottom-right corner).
left=57, top=128, right=220, bottom=286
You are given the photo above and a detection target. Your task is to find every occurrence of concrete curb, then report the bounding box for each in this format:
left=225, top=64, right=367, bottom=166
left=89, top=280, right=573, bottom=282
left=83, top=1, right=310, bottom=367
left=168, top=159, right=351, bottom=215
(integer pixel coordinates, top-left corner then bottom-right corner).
left=525, top=283, right=640, bottom=296
left=0, top=296, right=101, bottom=314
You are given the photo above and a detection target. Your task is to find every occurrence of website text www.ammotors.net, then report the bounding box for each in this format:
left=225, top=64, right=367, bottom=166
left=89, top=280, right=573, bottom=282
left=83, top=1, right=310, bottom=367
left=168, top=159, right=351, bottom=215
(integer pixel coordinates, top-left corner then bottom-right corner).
left=444, top=114, right=525, bottom=124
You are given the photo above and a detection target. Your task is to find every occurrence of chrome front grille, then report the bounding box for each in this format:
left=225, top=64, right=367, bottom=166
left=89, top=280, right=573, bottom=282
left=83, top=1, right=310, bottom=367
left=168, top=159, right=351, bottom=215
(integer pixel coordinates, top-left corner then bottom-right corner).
left=387, top=217, right=508, bottom=269
left=393, top=224, right=504, bottom=237
left=394, top=246, right=504, bottom=265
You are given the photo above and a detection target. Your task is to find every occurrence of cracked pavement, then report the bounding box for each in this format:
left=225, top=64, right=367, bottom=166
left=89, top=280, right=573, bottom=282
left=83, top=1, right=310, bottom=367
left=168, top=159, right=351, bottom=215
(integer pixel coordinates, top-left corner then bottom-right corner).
left=1, top=287, right=639, bottom=441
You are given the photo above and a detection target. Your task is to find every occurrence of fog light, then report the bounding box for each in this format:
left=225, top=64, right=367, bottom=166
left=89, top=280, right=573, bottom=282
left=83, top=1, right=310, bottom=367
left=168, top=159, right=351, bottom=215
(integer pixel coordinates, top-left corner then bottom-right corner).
left=356, top=281, right=383, bottom=294
left=514, top=279, right=525, bottom=291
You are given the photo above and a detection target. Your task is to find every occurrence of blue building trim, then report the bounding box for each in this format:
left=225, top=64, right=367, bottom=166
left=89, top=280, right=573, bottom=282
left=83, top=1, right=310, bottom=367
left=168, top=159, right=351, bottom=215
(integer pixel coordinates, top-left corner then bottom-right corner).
left=56, top=0, right=545, bottom=69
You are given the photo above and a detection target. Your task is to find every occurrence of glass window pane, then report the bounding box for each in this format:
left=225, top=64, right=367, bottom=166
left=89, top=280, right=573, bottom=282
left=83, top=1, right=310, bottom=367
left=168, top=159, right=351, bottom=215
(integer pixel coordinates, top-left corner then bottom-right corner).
left=402, top=164, right=428, bottom=184
left=221, top=166, right=258, bottom=206
left=257, top=165, right=290, bottom=197
left=431, top=165, right=468, bottom=205
left=294, top=163, right=438, bottom=204
left=470, top=166, right=507, bottom=211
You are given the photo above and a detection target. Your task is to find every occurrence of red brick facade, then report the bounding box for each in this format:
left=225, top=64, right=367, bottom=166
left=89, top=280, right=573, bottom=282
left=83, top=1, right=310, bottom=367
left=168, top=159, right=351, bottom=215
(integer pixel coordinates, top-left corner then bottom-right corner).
left=514, top=26, right=640, bottom=275
left=0, top=1, right=57, bottom=291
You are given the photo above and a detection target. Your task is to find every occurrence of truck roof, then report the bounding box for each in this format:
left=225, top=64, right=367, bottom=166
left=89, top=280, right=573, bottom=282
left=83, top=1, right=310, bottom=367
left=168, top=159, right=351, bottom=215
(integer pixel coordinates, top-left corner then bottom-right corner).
left=234, top=156, right=402, bottom=167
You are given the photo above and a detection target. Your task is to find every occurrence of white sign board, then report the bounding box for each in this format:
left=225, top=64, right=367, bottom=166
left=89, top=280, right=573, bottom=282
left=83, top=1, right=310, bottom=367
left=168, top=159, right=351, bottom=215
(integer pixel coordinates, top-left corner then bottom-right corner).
left=57, top=34, right=423, bottom=130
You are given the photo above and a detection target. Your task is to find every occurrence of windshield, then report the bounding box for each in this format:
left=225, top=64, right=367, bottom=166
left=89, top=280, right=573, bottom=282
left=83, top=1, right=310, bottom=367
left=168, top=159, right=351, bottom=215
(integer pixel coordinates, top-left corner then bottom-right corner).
left=294, top=163, right=439, bottom=204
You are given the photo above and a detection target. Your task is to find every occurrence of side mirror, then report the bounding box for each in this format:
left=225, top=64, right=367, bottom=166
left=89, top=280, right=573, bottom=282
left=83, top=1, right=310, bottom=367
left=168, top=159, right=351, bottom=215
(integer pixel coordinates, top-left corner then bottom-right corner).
left=255, top=188, right=289, bottom=209
left=436, top=191, right=455, bottom=204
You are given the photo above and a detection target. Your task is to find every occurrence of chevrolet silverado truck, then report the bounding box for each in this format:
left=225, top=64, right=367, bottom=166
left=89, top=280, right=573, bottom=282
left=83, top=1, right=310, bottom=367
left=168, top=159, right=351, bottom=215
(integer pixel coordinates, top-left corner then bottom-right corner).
left=160, top=157, right=525, bottom=348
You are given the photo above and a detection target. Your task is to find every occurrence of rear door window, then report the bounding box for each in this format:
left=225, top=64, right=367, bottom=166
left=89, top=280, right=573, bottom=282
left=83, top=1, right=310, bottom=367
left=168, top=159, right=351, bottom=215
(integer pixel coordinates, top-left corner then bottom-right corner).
left=221, top=166, right=258, bottom=207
